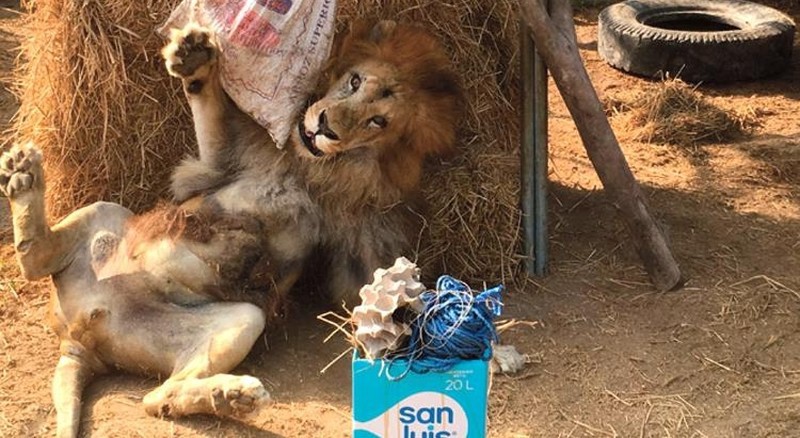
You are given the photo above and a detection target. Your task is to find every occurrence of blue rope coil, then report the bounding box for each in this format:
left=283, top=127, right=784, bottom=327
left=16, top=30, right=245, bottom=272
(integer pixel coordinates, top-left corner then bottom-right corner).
left=386, top=275, right=504, bottom=380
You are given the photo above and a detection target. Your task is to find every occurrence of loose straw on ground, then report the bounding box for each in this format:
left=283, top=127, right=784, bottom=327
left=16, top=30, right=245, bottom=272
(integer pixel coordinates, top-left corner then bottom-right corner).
left=621, top=77, right=758, bottom=147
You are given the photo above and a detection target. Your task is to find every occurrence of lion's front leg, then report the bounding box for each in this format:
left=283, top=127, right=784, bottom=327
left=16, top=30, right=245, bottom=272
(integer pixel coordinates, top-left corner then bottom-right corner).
left=163, top=25, right=231, bottom=202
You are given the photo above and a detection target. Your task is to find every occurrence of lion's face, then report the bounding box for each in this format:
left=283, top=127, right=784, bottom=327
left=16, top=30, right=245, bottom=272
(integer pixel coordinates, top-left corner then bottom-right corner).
left=298, top=60, right=403, bottom=158
left=294, top=21, right=462, bottom=183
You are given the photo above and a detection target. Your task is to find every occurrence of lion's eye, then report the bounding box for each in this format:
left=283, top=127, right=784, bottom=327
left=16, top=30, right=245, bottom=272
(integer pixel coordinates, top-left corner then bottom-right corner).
left=349, top=73, right=362, bottom=91
left=368, top=116, right=387, bottom=128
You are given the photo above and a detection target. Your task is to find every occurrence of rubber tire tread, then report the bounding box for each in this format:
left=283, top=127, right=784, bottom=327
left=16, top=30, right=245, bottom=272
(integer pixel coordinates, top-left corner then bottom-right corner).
left=598, top=0, right=796, bottom=83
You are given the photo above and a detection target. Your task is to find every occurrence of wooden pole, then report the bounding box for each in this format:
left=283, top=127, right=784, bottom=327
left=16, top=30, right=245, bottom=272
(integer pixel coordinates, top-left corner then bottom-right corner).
left=518, top=0, right=684, bottom=291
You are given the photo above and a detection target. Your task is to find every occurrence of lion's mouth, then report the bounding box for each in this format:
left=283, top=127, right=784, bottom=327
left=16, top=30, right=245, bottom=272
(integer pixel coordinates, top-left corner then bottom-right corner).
left=298, top=121, right=324, bottom=157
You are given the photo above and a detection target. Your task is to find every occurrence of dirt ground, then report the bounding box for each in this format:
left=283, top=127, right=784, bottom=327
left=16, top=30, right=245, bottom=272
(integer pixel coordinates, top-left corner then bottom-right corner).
left=2, top=2, right=800, bottom=437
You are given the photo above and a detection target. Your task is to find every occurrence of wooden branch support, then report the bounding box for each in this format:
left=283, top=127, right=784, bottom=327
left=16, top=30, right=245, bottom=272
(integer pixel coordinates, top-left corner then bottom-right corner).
left=518, top=0, right=684, bottom=291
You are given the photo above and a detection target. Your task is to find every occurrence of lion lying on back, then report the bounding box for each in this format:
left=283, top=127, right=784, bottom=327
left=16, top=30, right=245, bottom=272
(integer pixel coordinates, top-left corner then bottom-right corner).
left=0, top=20, right=461, bottom=438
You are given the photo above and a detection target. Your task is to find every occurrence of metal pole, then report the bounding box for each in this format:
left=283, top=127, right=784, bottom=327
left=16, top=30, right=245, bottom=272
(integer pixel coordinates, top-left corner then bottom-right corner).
left=520, top=2, right=549, bottom=277
left=533, top=10, right=549, bottom=277
left=521, top=20, right=536, bottom=276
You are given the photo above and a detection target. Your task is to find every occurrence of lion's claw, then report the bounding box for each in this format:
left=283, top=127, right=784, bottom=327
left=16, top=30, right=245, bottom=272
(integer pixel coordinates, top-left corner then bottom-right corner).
left=0, top=143, right=42, bottom=198
left=163, top=25, right=218, bottom=79
left=211, top=375, right=270, bottom=415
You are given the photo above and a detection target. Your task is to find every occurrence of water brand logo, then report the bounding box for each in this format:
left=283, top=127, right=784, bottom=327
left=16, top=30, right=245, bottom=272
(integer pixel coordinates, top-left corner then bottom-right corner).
left=353, top=392, right=468, bottom=438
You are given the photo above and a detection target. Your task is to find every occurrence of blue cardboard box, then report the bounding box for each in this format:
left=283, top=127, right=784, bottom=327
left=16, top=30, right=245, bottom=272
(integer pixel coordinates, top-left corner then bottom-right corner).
left=352, top=352, right=489, bottom=438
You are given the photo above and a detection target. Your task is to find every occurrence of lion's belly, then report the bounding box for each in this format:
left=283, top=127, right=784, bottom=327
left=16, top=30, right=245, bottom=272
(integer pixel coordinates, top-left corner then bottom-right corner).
left=90, top=230, right=218, bottom=298
left=210, top=175, right=322, bottom=262
left=210, top=174, right=309, bottom=216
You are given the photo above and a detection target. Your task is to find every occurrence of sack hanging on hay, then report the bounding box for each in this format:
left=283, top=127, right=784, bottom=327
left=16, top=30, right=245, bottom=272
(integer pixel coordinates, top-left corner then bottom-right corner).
left=159, top=0, right=336, bottom=147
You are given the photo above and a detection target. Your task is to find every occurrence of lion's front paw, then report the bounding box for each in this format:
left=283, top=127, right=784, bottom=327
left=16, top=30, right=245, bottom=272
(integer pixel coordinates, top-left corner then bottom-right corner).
left=162, top=25, right=218, bottom=79
left=0, top=142, right=42, bottom=198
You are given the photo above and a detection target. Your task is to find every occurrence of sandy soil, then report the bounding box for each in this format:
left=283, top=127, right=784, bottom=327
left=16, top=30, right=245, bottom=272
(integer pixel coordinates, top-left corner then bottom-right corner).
left=2, top=2, right=800, bottom=437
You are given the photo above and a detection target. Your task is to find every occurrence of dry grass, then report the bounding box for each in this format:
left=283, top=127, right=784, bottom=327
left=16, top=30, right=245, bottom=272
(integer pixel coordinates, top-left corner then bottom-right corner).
left=13, top=0, right=193, bottom=216
left=620, top=78, right=758, bottom=148
left=13, top=0, right=525, bottom=285
left=745, top=139, right=800, bottom=184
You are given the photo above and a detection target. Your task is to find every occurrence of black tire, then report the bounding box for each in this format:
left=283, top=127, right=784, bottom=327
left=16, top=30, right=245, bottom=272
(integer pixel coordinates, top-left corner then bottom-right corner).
left=598, top=0, right=796, bottom=83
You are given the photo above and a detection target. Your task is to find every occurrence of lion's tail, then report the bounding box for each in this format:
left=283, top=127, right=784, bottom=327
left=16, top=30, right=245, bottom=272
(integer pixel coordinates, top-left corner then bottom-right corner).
left=52, top=353, right=94, bottom=438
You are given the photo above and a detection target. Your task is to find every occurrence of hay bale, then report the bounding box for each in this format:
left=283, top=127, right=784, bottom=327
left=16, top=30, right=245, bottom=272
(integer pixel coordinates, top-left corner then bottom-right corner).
left=623, top=78, right=756, bottom=147
left=14, top=0, right=191, bottom=216
left=13, top=0, right=524, bottom=284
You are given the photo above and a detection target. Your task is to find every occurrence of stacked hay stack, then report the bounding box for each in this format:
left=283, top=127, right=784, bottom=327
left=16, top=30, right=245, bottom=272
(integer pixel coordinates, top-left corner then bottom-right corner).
left=14, top=0, right=193, bottom=214
left=13, top=0, right=523, bottom=284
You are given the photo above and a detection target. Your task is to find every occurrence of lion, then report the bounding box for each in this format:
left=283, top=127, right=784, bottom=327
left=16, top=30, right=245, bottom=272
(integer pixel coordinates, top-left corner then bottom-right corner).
left=0, top=19, right=461, bottom=438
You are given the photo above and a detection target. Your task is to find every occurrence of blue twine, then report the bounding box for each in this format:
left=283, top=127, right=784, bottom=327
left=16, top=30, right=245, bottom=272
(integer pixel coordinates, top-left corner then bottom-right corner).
left=385, top=275, right=504, bottom=380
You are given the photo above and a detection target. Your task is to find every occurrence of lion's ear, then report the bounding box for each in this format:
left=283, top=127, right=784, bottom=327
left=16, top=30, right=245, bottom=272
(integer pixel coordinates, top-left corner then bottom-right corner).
left=368, top=20, right=397, bottom=43
left=336, top=19, right=396, bottom=56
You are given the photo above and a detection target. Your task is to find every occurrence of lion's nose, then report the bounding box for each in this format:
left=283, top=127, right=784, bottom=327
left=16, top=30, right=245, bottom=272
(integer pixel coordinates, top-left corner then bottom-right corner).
left=317, top=110, right=340, bottom=141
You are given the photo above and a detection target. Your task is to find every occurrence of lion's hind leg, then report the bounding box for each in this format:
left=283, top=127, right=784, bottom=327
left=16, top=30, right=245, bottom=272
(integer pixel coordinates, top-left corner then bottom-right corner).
left=1, top=143, right=83, bottom=280
left=144, top=374, right=269, bottom=418
left=1, top=143, right=131, bottom=280
left=1, top=142, right=51, bottom=279
left=141, top=301, right=270, bottom=418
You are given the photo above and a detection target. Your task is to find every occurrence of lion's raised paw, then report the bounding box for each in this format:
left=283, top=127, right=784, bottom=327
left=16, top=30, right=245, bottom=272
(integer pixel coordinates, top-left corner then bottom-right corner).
left=0, top=142, right=42, bottom=198
left=162, top=25, right=218, bottom=79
